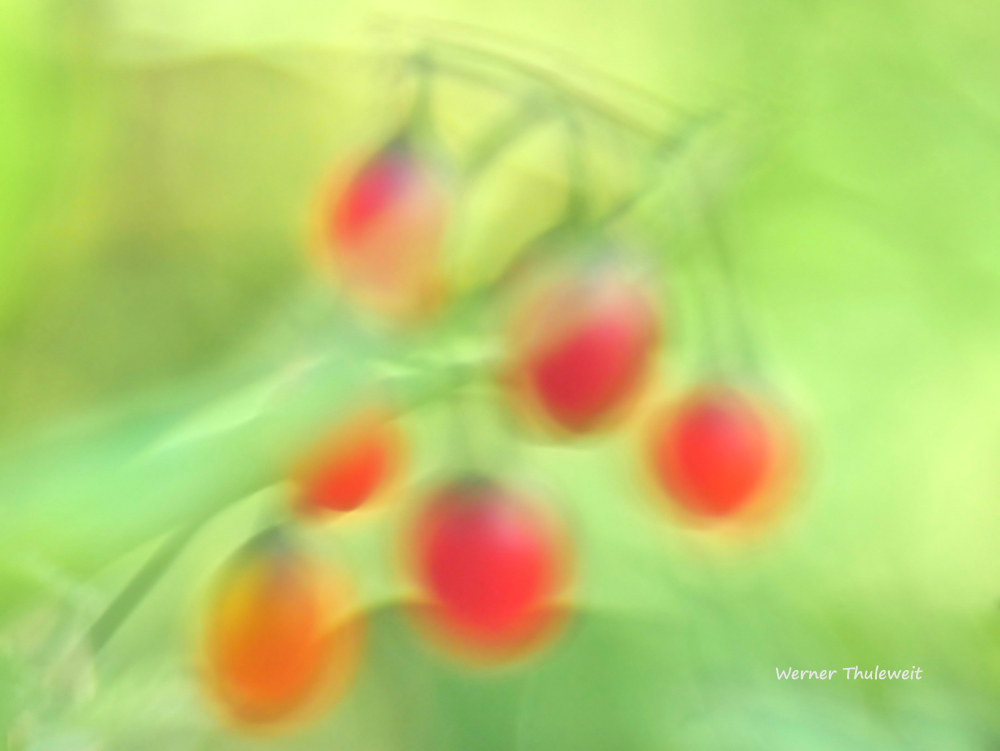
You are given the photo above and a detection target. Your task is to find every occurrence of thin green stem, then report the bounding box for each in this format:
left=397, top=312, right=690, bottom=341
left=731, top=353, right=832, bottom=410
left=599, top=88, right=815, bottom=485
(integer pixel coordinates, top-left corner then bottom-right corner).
left=86, top=516, right=204, bottom=655
left=561, top=108, right=590, bottom=225
left=599, top=111, right=720, bottom=228
left=461, top=97, right=550, bottom=181
left=698, top=190, right=762, bottom=378
left=404, top=49, right=436, bottom=140
left=375, top=15, right=693, bottom=116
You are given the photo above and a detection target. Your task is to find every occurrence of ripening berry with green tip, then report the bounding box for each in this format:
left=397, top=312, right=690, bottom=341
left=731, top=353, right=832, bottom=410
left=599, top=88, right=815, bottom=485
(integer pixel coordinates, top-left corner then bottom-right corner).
left=318, top=140, right=449, bottom=320
left=199, top=531, right=363, bottom=731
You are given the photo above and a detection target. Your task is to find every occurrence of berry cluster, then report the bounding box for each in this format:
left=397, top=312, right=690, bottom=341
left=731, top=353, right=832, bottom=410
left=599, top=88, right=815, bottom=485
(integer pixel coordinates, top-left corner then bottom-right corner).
left=197, top=33, right=799, bottom=734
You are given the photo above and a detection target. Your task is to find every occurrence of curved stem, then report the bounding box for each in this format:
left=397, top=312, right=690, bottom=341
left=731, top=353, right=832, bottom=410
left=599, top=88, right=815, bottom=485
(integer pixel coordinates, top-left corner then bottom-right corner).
left=376, top=15, right=694, bottom=117
left=599, top=111, right=720, bottom=228
left=461, top=97, right=551, bottom=181
left=411, top=34, right=683, bottom=142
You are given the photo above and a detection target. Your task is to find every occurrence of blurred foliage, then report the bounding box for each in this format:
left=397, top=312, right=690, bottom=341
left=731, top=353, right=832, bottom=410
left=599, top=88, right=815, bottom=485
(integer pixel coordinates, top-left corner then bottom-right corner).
left=3, top=0, right=1000, bottom=749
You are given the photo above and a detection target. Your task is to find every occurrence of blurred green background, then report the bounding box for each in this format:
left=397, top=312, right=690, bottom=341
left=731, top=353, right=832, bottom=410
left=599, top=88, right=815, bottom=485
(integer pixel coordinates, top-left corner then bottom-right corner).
left=2, top=0, right=1000, bottom=748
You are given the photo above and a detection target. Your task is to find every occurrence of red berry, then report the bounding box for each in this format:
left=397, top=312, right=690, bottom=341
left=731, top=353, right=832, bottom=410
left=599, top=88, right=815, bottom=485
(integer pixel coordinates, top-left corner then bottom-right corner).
left=200, top=533, right=362, bottom=730
left=507, top=260, right=659, bottom=433
left=293, top=414, right=404, bottom=517
left=322, top=142, right=447, bottom=318
left=648, top=386, right=785, bottom=520
left=410, top=478, right=570, bottom=660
